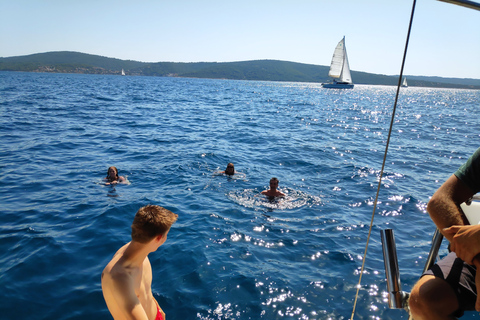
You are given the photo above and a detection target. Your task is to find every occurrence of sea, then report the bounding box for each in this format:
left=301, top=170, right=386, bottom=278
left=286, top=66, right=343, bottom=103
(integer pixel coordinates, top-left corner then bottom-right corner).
left=1, top=71, right=479, bottom=320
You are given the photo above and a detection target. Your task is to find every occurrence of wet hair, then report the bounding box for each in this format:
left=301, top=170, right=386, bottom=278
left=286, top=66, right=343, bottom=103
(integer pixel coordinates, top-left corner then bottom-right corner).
left=106, top=166, right=119, bottom=180
left=270, top=177, right=279, bottom=184
left=131, top=205, right=178, bottom=243
left=225, top=163, right=235, bottom=175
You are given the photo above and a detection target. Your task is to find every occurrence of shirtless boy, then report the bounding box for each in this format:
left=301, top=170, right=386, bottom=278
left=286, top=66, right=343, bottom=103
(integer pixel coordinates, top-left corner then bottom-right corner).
left=102, top=205, right=178, bottom=320
left=261, top=177, right=286, bottom=197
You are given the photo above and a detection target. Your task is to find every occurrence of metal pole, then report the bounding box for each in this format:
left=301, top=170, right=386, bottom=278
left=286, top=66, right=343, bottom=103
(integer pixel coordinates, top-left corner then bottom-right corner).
left=422, top=228, right=444, bottom=274
left=380, top=229, right=409, bottom=309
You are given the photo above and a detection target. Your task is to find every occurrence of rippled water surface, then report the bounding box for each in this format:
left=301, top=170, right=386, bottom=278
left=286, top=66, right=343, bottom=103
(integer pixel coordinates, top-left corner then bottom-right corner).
left=1, top=71, right=480, bottom=319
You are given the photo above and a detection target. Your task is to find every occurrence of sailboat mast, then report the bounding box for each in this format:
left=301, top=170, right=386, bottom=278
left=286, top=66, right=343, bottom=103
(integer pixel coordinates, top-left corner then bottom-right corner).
left=339, top=37, right=346, bottom=81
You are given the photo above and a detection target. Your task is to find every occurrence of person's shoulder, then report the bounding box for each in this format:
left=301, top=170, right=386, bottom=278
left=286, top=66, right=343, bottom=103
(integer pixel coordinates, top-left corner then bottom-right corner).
left=106, top=243, right=129, bottom=264
left=103, top=257, right=131, bottom=287
left=455, top=149, right=480, bottom=193
left=102, top=261, right=118, bottom=286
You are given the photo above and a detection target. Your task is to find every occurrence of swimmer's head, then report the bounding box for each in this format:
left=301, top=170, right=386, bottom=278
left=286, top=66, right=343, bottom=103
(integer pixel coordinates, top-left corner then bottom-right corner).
left=225, top=163, right=235, bottom=176
left=269, top=177, right=279, bottom=189
left=107, top=166, right=119, bottom=180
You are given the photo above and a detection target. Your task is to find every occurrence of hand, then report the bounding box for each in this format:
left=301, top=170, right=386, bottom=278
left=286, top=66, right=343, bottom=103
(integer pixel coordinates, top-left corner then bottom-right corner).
left=444, top=225, right=480, bottom=264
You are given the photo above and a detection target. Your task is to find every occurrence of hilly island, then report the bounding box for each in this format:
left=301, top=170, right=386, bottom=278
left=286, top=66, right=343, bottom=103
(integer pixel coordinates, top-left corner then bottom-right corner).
left=1, top=51, right=479, bottom=89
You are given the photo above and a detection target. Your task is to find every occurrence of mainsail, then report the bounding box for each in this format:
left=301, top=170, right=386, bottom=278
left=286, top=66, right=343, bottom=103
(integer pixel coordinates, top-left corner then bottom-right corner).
left=327, top=37, right=352, bottom=84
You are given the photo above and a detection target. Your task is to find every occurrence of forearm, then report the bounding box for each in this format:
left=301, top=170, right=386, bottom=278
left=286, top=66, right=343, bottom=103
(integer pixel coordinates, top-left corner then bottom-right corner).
left=427, top=196, right=468, bottom=241
left=427, top=174, right=473, bottom=241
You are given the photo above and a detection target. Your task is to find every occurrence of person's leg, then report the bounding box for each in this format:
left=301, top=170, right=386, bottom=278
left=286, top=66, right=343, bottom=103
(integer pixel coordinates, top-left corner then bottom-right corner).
left=409, top=275, right=459, bottom=320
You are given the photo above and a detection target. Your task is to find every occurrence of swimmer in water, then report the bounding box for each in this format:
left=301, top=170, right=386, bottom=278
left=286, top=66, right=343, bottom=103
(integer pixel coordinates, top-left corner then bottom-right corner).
left=105, top=166, right=127, bottom=185
left=261, top=177, right=286, bottom=198
left=217, top=163, right=236, bottom=176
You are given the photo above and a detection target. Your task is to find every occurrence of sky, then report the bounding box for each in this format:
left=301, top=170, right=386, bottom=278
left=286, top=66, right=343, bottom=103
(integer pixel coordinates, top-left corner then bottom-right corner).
left=1, top=0, right=479, bottom=79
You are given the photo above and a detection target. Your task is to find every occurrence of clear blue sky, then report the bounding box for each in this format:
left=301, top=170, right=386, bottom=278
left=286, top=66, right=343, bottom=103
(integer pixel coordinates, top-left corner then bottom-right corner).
left=1, top=0, right=479, bottom=79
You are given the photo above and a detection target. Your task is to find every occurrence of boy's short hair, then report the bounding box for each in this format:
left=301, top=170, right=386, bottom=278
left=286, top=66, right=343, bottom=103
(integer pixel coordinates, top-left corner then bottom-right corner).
left=131, top=205, right=178, bottom=243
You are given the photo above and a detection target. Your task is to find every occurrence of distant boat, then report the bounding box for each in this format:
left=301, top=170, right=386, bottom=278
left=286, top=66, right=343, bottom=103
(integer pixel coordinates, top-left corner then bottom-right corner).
left=322, top=37, right=354, bottom=89
left=402, top=77, right=408, bottom=87
left=121, top=69, right=125, bottom=76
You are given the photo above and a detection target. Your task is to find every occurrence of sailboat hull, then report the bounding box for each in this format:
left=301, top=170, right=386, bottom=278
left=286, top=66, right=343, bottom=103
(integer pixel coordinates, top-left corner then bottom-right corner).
left=322, top=82, right=354, bottom=89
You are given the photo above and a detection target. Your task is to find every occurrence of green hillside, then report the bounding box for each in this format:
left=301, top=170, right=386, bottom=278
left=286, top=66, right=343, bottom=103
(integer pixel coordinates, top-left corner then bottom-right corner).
left=1, top=51, right=479, bottom=89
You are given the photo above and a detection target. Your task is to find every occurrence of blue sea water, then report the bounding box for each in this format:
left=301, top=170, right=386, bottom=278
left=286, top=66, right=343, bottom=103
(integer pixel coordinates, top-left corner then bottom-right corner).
left=1, top=71, right=479, bottom=320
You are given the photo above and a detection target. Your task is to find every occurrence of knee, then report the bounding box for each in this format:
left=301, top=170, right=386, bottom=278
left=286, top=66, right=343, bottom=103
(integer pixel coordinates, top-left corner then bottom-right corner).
left=408, top=276, right=459, bottom=319
left=408, top=284, right=428, bottom=318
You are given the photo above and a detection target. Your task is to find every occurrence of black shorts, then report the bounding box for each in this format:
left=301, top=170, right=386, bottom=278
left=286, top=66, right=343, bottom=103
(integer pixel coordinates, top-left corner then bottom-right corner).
left=423, top=252, right=477, bottom=317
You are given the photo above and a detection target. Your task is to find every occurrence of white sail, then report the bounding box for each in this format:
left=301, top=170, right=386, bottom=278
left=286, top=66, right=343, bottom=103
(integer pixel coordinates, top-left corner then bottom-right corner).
left=339, top=46, right=352, bottom=83
left=402, top=78, right=407, bottom=87
left=121, top=69, right=125, bottom=76
left=327, top=37, right=352, bottom=84
left=328, top=39, right=345, bottom=78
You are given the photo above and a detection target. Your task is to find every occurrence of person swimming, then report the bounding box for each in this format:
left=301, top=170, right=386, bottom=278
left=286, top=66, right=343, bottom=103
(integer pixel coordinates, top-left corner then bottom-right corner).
left=216, top=163, right=236, bottom=176
left=261, top=177, right=286, bottom=198
left=104, top=166, right=127, bottom=185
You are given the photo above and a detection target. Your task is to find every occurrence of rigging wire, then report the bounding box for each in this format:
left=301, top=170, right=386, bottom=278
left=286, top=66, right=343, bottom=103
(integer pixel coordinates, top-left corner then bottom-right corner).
left=349, top=0, right=417, bottom=319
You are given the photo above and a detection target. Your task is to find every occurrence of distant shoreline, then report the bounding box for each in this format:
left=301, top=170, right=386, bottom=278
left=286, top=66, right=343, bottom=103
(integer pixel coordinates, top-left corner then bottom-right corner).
left=1, top=51, right=479, bottom=89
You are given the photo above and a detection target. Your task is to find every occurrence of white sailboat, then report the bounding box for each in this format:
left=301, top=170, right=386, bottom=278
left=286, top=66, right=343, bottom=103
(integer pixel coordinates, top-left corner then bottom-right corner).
left=402, top=77, right=408, bottom=87
left=121, top=69, right=125, bottom=76
left=322, top=36, right=354, bottom=89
